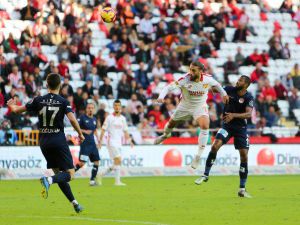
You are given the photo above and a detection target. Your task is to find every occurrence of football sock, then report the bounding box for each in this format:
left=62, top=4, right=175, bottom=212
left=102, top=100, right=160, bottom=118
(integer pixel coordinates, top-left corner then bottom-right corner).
left=91, top=164, right=99, bottom=180
left=204, top=151, right=217, bottom=176
left=197, top=129, right=209, bottom=157
left=115, top=165, right=121, bottom=183
left=239, top=162, right=248, bottom=188
left=102, top=166, right=114, bottom=176
left=51, top=172, right=71, bottom=184
left=75, top=164, right=81, bottom=172
left=164, top=122, right=172, bottom=136
left=58, top=182, right=75, bottom=202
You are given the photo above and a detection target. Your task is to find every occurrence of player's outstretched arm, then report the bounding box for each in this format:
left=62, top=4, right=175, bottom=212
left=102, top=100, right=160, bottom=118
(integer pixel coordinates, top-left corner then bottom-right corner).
left=156, top=81, right=179, bottom=103
left=66, top=112, right=85, bottom=143
left=211, top=84, right=229, bottom=104
left=7, top=99, right=27, bottom=114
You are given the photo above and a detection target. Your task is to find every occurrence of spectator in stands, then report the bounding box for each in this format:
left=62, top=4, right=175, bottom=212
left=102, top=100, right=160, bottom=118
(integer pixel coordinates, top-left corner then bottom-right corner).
left=115, top=43, right=127, bottom=60
left=21, top=55, right=34, bottom=74
left=135, top=62, right=149, bottom=89
left=8, top=65, right=21, bottom=88
left=99, top=77, right=113, bottom=99
left=132, top=105, right=146, bottom=125
left=282, top=43, right=291, bottom=59
left=261, top=79, right=277, bottom=101
left=63, top=7, right=76, bottom=32
left=232, top=24, right=247, bottom=43
left=211, top=20, right=225, bottom=50
left=74, top=87, right=84, bottom=114
left=152, top=62, right=165, bottom=79
left=106, top=35, right=121, bottom=53
left=234, top=46, right=245, bottom=66
left=199, top=36, right=213, bottom=58
left=136, top=87, right=147, bottom=105
left=147, top=76, right=162, bottom=97
left=245, top=48, right=261, bottom=66
left=223, top=56, right=239, bottom=83
left=268, top=30, right=282, bottom=48
left=0, top=120, right=17, bottom=145
left=127, top=93, right=143, bottom=116
left=135, top=41, right=150, bottom=64
left=289, top=63, right=300, bottom=89
left=260, top=50, right=269, bottom=67
left=20, top=26, right=33, bottom=45
left=265, top=106, right=279, bottom=127
left=139, top=12, right=154, bottom=43
left=2, top=33, right=19, bottom=53
left=25, top=74, right=37, bottom=98
left=250, top=62, right=265, bottom=82
left=148, top=104, right=162, bottom=125
left=117, top=73, right=131, bottom=99
left=86, top=66, right=100, bottom=89
left=288, top=88, right=300, bottom=117
left=169, top=51, right=182, bottom=72
left=274, top=79, right=288, bottom=100
left=294, top=5, right=300, bottom=22
left=20, top=0, right=38, bottom=21
left=51, top=26, right=67, bottom=46
left=82, top=79, right=94, bottom=97
left=269, top=42, right=284, bottom=59
left=117, top=53, right=131, bottom=71
left=61, top=77, right=74, bottom=96
left=57, top=59, right=70, bottom=78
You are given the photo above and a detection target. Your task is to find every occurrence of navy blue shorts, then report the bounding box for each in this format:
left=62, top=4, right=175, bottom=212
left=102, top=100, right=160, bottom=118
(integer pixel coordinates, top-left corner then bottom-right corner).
left=79, top=143, right=100, bottom=162
left=215, top=125, right=249, bottom=150
left=40, top=137, right=74, bottom=171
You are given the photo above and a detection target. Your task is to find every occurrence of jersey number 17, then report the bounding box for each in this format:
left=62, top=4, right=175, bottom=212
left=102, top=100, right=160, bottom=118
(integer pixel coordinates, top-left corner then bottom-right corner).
left=39, top=106, right=59, bottom=127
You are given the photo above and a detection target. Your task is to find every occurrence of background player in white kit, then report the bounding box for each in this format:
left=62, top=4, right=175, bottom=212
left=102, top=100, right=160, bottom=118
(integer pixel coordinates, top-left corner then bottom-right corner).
left=99, top=99, right=134, bottom=185
left=155, top=61, right=229, bottom=169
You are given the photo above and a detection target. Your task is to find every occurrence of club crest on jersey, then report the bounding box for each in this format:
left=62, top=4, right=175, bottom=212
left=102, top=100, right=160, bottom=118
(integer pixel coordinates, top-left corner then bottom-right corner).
left=202, top=84, right=209, bottom=89
left=239, top=98, right=244, bottom=103
left=187, top=84, right=192, bottom=89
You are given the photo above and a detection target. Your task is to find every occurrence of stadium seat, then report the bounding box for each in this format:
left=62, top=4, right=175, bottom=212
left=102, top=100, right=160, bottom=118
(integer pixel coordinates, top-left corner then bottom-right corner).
left=277, top=100, right=290, bottom=117
left=107, top=72, right=118, bottom=81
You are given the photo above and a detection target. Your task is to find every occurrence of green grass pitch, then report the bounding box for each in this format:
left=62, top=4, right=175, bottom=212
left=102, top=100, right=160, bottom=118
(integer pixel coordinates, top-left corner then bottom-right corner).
left=0, top=176, right=299, bottom=225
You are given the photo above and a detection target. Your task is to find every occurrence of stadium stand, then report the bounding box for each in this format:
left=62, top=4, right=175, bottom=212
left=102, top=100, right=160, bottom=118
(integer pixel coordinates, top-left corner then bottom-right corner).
left=0, top=0, right=300, bottom=145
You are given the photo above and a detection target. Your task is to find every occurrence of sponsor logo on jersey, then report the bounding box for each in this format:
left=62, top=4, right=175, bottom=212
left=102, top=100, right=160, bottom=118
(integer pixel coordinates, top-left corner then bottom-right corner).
left=188, top=90, right=205, bottom=96
left=239, top=98, right=244, bottom=103
left=202, top=84, right=209, bottom=89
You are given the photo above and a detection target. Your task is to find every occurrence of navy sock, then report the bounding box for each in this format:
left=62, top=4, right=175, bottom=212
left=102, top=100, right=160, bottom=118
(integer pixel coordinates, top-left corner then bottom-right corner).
left=58, top=182, right=75, bottom=202
left=91, top=165, right=99, bottom=181
left=239, top=162, right=248, bottom=188
left=51, top=172, right=71, bottom=184
left=75, top=164, right=81, bottom=172
left=204, top=152, right=217, bottom=176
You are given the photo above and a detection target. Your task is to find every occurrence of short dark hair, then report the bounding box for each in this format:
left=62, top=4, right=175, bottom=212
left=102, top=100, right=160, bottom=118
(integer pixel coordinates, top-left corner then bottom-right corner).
left=114, top=99, right=121, bottom=104
left=46, top=73, right=61, bottom=90
left=190, top=60, right=206, bottom=71
left=241, top=75, right=251, bottom=87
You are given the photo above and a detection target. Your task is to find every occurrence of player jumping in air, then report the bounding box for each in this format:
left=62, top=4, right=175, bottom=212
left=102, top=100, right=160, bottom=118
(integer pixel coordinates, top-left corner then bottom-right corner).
left=155, top=61, right=229, bottom=169
left=195, top=75, right=254, bottom=198
left=98, top=99, right=134, bottom=185
left=75, top=103, right=101, bottom=186
left=7, top=73, right=85, bottom=212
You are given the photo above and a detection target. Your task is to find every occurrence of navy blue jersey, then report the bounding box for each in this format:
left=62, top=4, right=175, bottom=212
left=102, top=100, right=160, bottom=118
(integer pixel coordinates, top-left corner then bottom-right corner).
left=223, top=86, right=254, bottom=128
left=78, top=114, right=97, bottom=144
left=25, top=93, right=73, bottom=140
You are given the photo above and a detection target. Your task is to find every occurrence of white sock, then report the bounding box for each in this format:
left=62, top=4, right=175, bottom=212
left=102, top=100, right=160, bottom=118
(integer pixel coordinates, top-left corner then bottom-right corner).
left=197, top=129, right=209, bottom=157
left=72, top=200, right=78, bottom=205
left=47, top=177, right=53, bottom=185
left=115, top=165, right=121, bottom=183
left=102, top=166, right=114, bottom=176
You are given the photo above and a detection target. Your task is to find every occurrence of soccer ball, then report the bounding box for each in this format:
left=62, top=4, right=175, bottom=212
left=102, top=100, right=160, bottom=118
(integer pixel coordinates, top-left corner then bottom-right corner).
left=100, top=7, right=117, bottom=23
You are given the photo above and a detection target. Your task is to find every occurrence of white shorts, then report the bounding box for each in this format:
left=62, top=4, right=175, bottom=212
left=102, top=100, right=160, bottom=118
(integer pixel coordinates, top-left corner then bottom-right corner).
left=171, top=105, right=209, bottom=121
left=107, top=146, right=122, bottom=159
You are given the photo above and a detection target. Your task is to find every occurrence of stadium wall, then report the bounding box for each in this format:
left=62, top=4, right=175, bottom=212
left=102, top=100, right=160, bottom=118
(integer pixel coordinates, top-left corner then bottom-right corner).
left=0, top=145, right=300, bottom=179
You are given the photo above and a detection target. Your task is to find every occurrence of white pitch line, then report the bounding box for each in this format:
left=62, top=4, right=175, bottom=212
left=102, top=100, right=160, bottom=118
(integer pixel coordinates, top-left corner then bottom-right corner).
left=0, top=215, right=171, bottom=225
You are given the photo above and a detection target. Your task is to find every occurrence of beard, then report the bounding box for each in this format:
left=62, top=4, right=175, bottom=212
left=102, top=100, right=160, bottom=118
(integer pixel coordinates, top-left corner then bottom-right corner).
left=236, top=85, right=243, bottom=91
